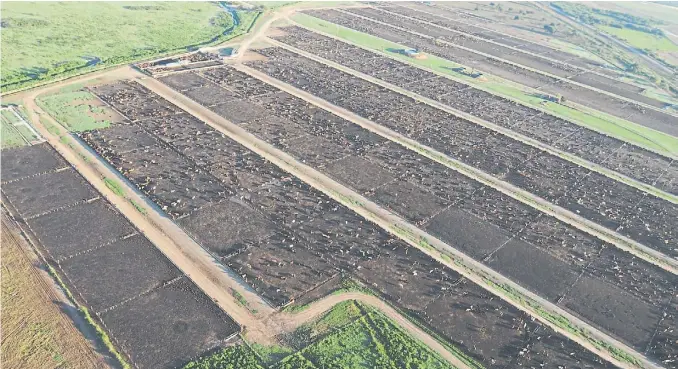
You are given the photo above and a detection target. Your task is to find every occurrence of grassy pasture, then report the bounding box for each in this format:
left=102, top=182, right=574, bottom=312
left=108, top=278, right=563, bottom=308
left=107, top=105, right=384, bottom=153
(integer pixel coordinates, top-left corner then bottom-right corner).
left=251, top=1, right=299, bottom=9
left=578, top=1, right=678, bottom=27
left=2, top=109, right=21, bottom=123
left=599, top=25, right=678, bottom=53
left=1, top=2, right=259, bottom=92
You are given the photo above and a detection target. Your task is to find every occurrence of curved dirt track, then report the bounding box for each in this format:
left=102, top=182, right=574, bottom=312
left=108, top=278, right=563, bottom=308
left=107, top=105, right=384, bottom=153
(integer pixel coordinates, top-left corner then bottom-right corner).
left=270, top=292, right=472, bottom=369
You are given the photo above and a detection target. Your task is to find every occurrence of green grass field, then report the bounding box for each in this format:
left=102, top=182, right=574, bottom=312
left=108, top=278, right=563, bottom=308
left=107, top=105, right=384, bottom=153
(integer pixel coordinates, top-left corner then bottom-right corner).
left=599, top=25, right=678, bottom=52
left=251, top=1, right=299, bottom=9
left=282, top=308, right=453, bottom=369
left=251, top=1, right=355, bottom=10
left=2, top=109, right=20, bottom=124
left=13, top=124, right=36, bottom=141
left=0, top=108, right=36, bottom=149
left=1, top=2, right=258, bottom=92
left=36, top=90, right=118, bottom=132
left=581, top=1, right=678, bottom=28
left=183, top=300, right=456, bottom=369
left=292, top=13, right=678, bottom=157
left=1, top=120, right=27, bottom=149
left=104, top=178, right=125, bottom=197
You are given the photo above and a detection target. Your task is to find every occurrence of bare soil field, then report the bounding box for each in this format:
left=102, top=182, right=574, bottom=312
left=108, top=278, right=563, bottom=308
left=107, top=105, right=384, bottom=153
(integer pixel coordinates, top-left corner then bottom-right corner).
left=99, top=277, right=239, bottom=369
left=645, top=296, right=678, bottom=367
left=0, top=143, right=241, bottom=369
left=80, top=121, right=231, bottom=219
left=76, top=75, right=630, bottom=368
left=27, top=199, right=137, bottom=262
left=563, top=274, right=664, bottom=350
left=177, top=200, right=276, bottom=258
left=0, top=143, right=68, bottom=182
left=1, top=168, right=99, bottom=219
left=59, top=234, right=182, bottom=313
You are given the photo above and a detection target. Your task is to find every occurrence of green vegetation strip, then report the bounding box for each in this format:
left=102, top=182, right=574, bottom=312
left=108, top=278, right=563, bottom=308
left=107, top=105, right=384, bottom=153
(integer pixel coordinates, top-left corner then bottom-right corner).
left=130, top=199, right=147, bottom=215
left=292, top=13, right=678, bottom=157
left=281, top=277, right=483, bottom=368
left=104, top=178, right=125, bottom=197
left=45, top=264, right=131, bottom=369
left=40, top=117, right=62, bottom=136
left=183, top=344, right=265, bottom=369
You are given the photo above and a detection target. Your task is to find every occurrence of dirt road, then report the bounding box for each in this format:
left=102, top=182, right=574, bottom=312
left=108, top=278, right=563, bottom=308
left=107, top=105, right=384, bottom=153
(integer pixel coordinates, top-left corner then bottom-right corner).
left=137, top=68, right=656, bottom=369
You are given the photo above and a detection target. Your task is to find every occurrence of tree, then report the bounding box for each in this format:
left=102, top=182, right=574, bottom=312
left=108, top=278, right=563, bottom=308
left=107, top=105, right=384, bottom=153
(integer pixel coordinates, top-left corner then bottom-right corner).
left=514, top=15, right=520, bottom=20
left=544, top=24, right=556, bottom=34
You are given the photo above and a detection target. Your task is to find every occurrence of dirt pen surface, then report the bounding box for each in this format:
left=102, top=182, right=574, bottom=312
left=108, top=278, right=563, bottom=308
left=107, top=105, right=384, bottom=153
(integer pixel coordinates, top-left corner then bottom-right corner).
left=0, top=143, right=240, bottom=369
left=165, top=59, right=678, bottom=361
left=67, top=65, right=665, bottom=368
left=244, top=44, right=678, bottom=259
left=268, top=23, right=678, bottom=191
